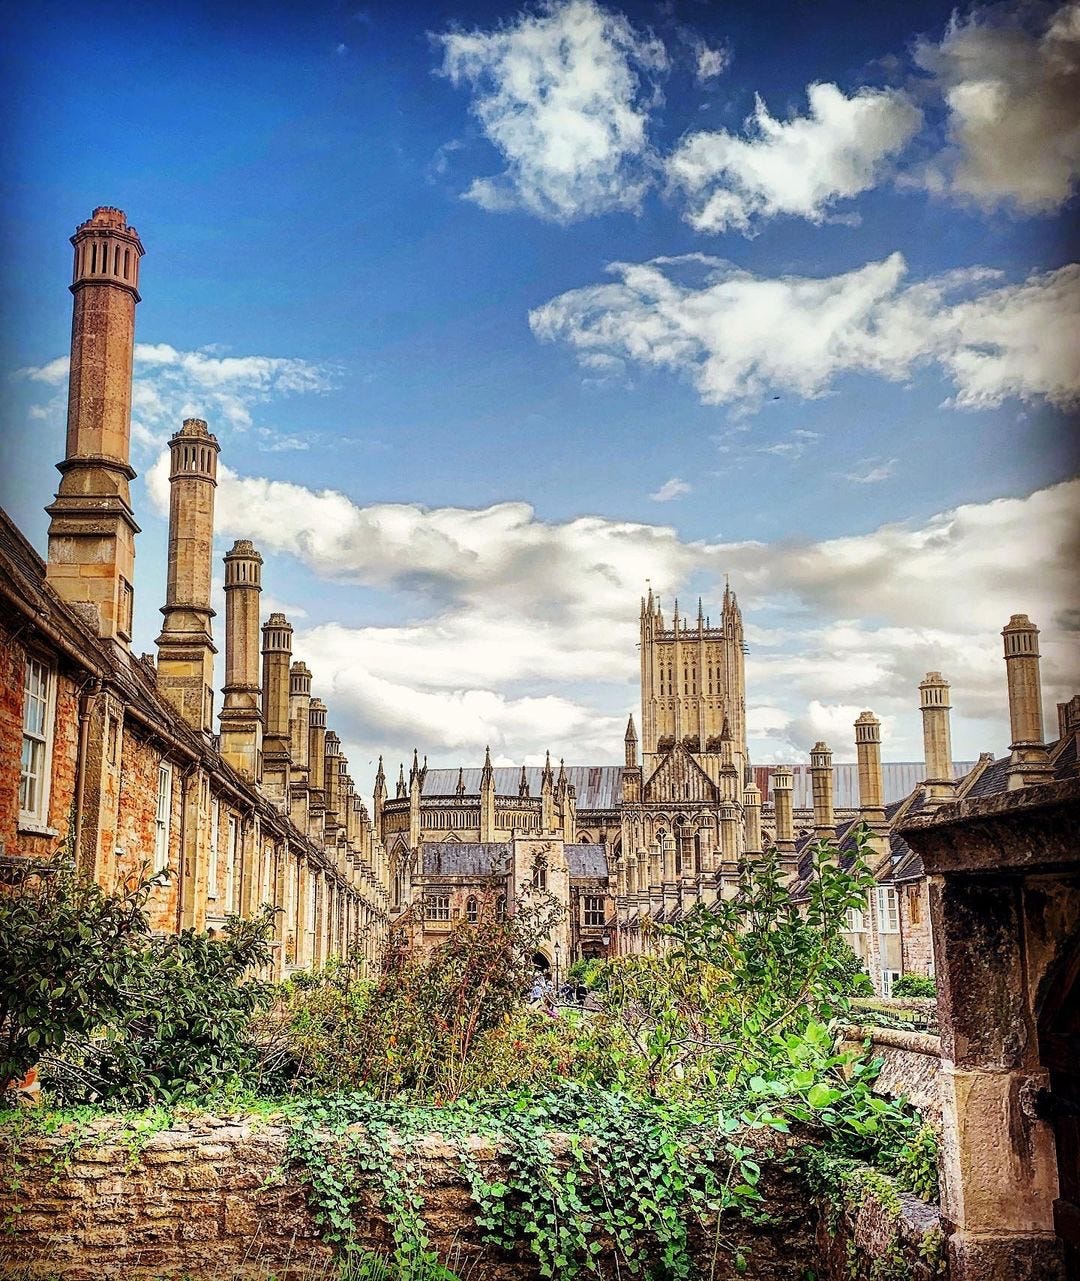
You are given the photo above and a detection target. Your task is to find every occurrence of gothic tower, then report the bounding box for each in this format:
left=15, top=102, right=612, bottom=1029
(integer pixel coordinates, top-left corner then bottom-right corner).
left=639, top=583, right=747, bottom=778
left=46, top=207, right=145, bottom=646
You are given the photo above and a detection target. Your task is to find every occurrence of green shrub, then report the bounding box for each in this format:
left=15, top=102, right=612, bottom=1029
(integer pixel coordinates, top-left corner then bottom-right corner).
left=891, top=974, right=937, bottom=999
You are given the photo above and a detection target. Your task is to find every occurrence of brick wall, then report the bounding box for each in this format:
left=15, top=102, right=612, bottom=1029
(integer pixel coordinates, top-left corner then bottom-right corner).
left=0, top=1113, right=946, bottom=1281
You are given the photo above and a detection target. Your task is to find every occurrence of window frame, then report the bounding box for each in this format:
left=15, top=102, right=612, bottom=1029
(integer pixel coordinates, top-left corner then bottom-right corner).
left=19, top=656, right=56, bottom=829
left=426, top=892, right=451, bottom=923
left=154, top=761, right=173, bottom=869
left=583, top=895, right=605, bottom=928
left=880, top=969, right=902, bottom=998
left=876, top=886, right=900, bottom=935
left=207, top=798, right=220, bottom=900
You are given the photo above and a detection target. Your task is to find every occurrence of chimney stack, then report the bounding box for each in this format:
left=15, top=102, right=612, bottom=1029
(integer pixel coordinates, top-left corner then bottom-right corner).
left=772, top=765, right=795, bottom=853
left=46, top=207, right=145, bottom=646
left=854, top=711, right=886, bottom=825
left=809, top=741, right=835, bottom=839
left=218, top=540, right=263, bottom=780
left=919, top=672, right=956, bottom=806
left=743, top=781, right=762, bottom=855
left=155, top=418, right=219, bottom=732
left=261, top=613, right=294, bottom=802
left=1002, top=614, right=1053, bottom=788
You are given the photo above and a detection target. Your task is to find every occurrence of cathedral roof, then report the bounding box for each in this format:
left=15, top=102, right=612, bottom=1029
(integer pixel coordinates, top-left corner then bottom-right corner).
left=565, top=843, right=609, bottom=877
left=753, top=762, right=976, bottom=810
left=421, top=842, right=511, bottom=876
left=422, top=766, right=624, bottom=810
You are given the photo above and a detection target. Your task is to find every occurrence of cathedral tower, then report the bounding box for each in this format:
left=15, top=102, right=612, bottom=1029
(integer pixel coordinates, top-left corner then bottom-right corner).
left=639, top=584, right=747, bottom=776
left=46, top=207, right=145, bottom=646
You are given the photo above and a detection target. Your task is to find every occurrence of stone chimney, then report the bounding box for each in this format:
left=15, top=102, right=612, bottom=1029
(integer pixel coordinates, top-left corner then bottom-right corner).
left=854, top=711, right=886, bottom=825
left=772, top=765, right=795, bottom=853
left=155, top=419, right=219, bottom=732
left=218, top=540, right=263, bottom=780
left=919, top=672, right=956, bottom=806
left=1002, top=615, right=1053, bottom=789
left=809, top=741, right=835, bottom=839
left=323, top=732, right=341, bottom=834
left=307, top=698, right=327, bottom=840
left=46, top=207, right=145, bottom=646
left=288, top=661, right=312, bottom=829
left=743, top=781, right=762, bottom=855
left=260, top=613, right=293, bottom=803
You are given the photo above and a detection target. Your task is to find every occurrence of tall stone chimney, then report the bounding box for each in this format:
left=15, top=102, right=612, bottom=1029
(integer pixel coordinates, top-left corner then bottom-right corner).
left=46, top=207, right=145, bottom=646
left=854, top=711, right=886, bottom=825
left=1002, top=614, right=1053, bottom=788
left=218, top=540, right=263, bottom=780
left=919, top=672, right=956, bottom=806
left=772, top=766, right=795, bottom=853
left=809, top=741, right=835, bottom=839
left=155, top=419, right=219, bottom=732
left=743, top=781, right=762, bottom=855
left=261, top=613, right=293, bottom=802
left=307, top=698, right=327, bottom=840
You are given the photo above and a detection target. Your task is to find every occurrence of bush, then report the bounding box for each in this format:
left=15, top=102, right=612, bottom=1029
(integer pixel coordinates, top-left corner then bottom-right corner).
left=347, top=888, right=563, bottom=1100
left=891, top=974, right=937, bottom=998
left=0, top=858, right=161, bottom=1094
left=0, top=854, right=276, bottom=1106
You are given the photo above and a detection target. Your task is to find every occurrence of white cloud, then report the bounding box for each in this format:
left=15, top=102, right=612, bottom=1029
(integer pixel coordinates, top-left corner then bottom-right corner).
left=915, top=1, right=1080, bottom=211
left=844, top=458, right=897, bottom=483
left=666, top=82, right=922, bottom=232
left=19, top=343, right=332, bottom=455
left=649, top=476, right=691, bottom=502
left=693, top=38, right=731, bottom=83
left=436, top=0, right=668, bottom=222
left=530, top=253, right=1080, bottom=412
left=173, top=453, right=1078, bottom=769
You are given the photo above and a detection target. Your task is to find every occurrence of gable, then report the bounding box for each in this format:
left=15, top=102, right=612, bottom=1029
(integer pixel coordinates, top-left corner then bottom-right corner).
left=643, top=744, right=718, bottom=804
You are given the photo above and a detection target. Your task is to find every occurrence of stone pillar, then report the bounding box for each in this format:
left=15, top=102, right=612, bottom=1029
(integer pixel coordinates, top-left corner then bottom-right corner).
left=155, top=418, right=219, bottom=733
left=1002, top=615, right=1053, bottom=789
left=218, top=541, right=263, bottom=781
left=810, top=741, right=835, bottom=840
left=919, top=672, right=957, bottom=806
left=46, top=207, right=144, bottom=647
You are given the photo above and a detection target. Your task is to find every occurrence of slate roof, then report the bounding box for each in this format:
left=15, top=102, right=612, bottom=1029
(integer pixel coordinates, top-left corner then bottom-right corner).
left=421, top=766, right=624, bottom=810
left=565, top=843, right=609, bottom=878
left=753, top=762, right=976, bottom=809
left=421, top=842, right=511, bottom=876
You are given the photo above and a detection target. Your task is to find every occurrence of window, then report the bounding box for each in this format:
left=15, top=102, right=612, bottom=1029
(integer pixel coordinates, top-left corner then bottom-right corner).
left=845, top=902, right=866, bottom=933
left=908, top=885, right=922, bottom=926
left=466, top=896, right=479, bottom=924
left=207, top=799, right=220, bottom=899
left=426, top=893, right=450, bottom=922
left=19, top=658, right=54, bottom=825
left=876, top=886, right=900, bottom=934
left=880, top=970, right=901, bottom=998
left=532, top=858, right=548, bottom=891
left=226, top=814, right=238, bottom=912
left=584, top=896, right=605, bottom=927
left=154, top=763, right=173, bottom=868
left=496, top=894, right=507, bottom=921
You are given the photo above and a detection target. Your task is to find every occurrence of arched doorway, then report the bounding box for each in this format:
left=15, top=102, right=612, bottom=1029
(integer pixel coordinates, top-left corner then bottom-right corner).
left=532, top=951, right=550, bottom=974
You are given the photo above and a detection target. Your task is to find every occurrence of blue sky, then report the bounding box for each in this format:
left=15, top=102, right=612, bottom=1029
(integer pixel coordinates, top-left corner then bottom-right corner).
left=2, top=0, right=1078, bottom=779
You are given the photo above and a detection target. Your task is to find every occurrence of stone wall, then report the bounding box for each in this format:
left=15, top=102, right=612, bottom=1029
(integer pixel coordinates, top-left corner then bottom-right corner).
left=839, top=1022, right=943, bottom=1128
left=0, top=1113, right=946, bottom=1281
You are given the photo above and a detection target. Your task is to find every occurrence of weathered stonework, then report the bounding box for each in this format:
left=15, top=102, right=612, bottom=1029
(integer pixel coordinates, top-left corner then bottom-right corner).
left=0, top=1115, right=945, bottom=1281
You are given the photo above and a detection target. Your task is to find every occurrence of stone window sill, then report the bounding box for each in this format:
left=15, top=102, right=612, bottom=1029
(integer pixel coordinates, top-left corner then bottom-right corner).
left=17, top=819, right=59, bottom=838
